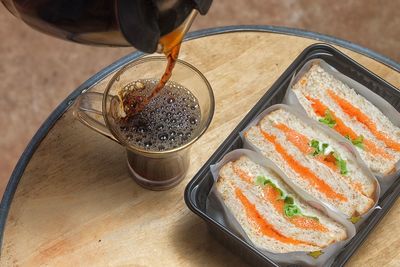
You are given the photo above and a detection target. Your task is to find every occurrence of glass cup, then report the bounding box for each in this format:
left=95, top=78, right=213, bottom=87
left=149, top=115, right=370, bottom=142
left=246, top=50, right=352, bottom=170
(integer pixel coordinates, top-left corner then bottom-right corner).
left=74, top=56, right=214, bottom=190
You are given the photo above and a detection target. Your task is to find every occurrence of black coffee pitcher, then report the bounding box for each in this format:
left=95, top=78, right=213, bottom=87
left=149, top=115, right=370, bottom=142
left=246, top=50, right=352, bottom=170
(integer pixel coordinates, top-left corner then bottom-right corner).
left=2, top=0, right=212, bottom=53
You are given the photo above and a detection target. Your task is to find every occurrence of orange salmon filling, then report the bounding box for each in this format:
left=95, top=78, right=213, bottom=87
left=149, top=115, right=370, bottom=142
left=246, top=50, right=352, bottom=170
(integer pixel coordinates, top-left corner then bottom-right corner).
left=315, top=154, right=338, bottom=172
left=263, top=184, right=328, bottom=232
left=232, top=165, right=253, bottom=183
left=274, top=123, right=313, bottom=154
left=290, top=216, right=326, bottom=231
left=235, top=187, right=313, bottom=245
left=259, top=127, right=347, bottom=202
left=274, top=123, right=368, bottom=196
left=275, top=123, right=338, bottom=171
left=305, top=95, right=393, bottom=159
left=327, top=89, right=400, bottom=152
left=232, top=165, right=328, bottom=232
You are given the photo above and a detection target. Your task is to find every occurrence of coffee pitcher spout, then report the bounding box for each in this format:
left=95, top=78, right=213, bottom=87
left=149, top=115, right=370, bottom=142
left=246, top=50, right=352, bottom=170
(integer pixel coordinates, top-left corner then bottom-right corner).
left=117, top=0, right=208, bottom=53
left=156, top=9, right=198, bottom=54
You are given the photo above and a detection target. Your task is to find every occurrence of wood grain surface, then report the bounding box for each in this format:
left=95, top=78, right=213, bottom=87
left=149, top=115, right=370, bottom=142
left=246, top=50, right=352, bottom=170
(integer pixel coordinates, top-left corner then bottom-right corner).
left=1, top=32, right=399, bottom=266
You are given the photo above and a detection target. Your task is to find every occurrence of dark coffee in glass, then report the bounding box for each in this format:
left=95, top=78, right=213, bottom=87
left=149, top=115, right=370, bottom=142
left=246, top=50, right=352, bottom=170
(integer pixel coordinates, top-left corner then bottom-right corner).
left=74, top=57, right=214, bottom=190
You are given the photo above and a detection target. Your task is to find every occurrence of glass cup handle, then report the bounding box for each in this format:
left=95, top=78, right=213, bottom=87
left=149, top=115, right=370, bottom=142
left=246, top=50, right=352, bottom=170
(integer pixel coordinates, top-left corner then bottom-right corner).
left=73, top=92, right=120, bottom=143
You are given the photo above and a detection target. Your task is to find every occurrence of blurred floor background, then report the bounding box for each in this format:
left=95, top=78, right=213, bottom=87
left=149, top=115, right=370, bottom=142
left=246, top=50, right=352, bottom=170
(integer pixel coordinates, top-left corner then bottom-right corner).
left=0, top=0, right=399, bottom=197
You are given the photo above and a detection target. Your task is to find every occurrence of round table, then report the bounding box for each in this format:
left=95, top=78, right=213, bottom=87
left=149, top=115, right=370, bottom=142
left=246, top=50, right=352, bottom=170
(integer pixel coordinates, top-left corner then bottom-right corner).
left=1, top=26, right=399, bottom=266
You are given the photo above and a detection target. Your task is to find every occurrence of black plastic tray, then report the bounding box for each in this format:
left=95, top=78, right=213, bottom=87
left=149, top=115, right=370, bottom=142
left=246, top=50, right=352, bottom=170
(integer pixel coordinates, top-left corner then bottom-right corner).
left=184, top=43, right=400, bottom=267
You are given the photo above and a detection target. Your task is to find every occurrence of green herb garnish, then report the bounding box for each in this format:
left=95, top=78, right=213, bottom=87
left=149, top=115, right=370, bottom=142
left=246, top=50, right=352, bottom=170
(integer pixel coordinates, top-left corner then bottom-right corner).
left=350, top=216, right=361, bottom=224
left=322, top=143, right=329, bottom=151
left=283, top=197, right=319, bottom=221
left=319, top=110, right=336, bottom=128
left=284, top=196, right=294, bottom=204
left=351, top=135, right=364, bottom=149
left=284, top=196, right=302, bottom=217
left=309, top=139, right=330, bottom=156
left=345, top=134, right=365, bottom=149
left=332, top=153, right=348, bottom=175
left=283, top=196, right=301, bottom=217
left=255, top=176, right=284, bottom=198
left=284, top=204, right=301, bottom=217
left=310, top=140, right=348, bottom=175
left=308, top=250, right=324, bottom=259
left=256, top=176, right=268, bottom=186
left=257, top=177, right=319, bottom=221
left=337, top=158, right=348, bottom=175
left=310, top=139, right=321, bottom=156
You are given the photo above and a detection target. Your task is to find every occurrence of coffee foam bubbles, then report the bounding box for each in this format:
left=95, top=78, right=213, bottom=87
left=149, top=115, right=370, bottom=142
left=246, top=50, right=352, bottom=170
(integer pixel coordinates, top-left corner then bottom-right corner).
left=116, top=79, right=201, bottom=151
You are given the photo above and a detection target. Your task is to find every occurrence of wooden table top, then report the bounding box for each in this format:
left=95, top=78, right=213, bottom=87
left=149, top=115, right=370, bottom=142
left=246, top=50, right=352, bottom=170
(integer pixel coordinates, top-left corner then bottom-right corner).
left=1, top=28, right=399, bottom=266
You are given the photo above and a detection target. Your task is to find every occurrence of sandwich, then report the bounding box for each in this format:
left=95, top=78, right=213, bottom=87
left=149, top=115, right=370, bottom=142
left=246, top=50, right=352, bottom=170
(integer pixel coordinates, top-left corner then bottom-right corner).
left=216, top=156, right=347, bottom=253
left=291, top=63, right=400, bottom=175
left=243, top=107, right=376, bottom=217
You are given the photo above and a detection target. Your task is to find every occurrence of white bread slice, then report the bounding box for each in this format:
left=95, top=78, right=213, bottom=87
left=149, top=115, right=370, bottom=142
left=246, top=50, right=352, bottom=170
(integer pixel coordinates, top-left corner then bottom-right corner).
left=232, top=157, right=347, bottom=244
left=292, top=63, right=400, bottom=175
left=217, top=175, right=319, bottom=253
left=216, top=158, right=347, bottom=253
left=244, top=123, right=374, bottom=217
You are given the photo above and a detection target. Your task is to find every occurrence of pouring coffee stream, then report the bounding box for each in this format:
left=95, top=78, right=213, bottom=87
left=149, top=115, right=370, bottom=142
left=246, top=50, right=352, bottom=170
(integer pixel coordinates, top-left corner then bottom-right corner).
left=118, top=9, right=197, bottom=117
left=118, top=43, right=181, bottom=117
